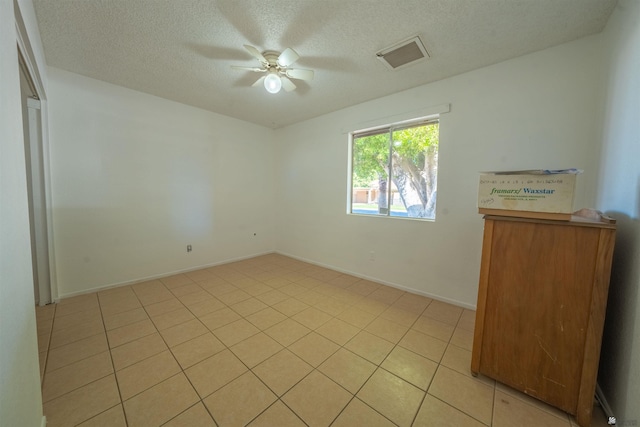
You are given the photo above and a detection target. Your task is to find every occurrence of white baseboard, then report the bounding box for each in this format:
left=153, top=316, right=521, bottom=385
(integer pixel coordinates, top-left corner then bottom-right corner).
left=275, top=250, right=476, bottom=310
left=56, top=250, right=275, bottom=300
left=595, top=383, right=616, bottom=425
left=41, top=415, right=46, bottom=427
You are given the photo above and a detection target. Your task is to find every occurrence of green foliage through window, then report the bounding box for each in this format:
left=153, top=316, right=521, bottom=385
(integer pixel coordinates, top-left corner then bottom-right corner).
left=350, top=119, right=439, bottom=219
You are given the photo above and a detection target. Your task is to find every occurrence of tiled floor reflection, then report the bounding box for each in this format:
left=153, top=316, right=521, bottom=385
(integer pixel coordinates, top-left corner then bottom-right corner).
left=36, top=254, right=610, bottom=426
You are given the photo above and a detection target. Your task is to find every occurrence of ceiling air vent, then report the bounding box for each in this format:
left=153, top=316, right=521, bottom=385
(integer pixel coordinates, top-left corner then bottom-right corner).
left=376, top=36, right=429, bottom=70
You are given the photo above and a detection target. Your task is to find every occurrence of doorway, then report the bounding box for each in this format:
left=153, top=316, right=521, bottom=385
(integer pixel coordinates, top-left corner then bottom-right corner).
left=19, top=52, right=52, bottom=306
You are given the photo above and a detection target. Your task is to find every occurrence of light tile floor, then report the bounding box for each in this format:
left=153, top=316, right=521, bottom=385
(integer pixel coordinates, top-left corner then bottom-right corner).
left=36, top=254, right=610, bottom=426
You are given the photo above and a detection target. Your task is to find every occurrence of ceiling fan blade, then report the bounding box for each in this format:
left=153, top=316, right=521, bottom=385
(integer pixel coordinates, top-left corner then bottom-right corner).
left=285, top=68, right=314, bottom=81
left=277, top=47, right=300, bottom=67
left=281, top=76, right=297, bottom=92
left=243, top=44, right=268, bottom=65
left=231, top=65, right=266, bottom=72
left=251, top=76, right=266, bottom=88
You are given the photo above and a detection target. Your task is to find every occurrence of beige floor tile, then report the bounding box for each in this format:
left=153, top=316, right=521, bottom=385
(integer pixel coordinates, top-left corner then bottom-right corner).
left=200, top=280, right=237, bottom=297
left=414, top=394, right=487, bottom=427
left=199, top=306, right=242, bottom=330
left=164, top=402, right=216, bottom=427
left=283, top=370, right=352, bottom=427
left=150, top=306, right=195, bottom=330
left=52, top=309, right=102, bottom=332
left=204, top=371, right=277, bottom=426
left=246, top=307, right=288, bottom=330
left=347, top=280, right=381, bottom=296
left=355, top=299, right=389, bottom=316
left=143, top=298, right=184, bottom=317
left=412, top=316, right=456, bottom=342
left=493, top=389, right=571, bottom=427
left=99, top=297, right=142, bottom=318
left=272, top=298, right=309, bottom=316
left=316, top=317, right=361, bottom=346
left=185, top=349, right=248, bottom=398
left=344, top=331, right=395, bottom=365
left=38, top=331, right=50, bottom=353
left=110, top=333, right=168, bottom=371
left=318, top=348, right=377, bottom=394
left=187, top=297, right=226, bottom=317
left=368, top=287, right=405, bottom=304
left=247, top=400, right=306, bottom=427
left=231, top=297, right=269, bottom=316
left=288, top=331, right=340, bottom=367
left=264, top=318, right=311, bottom=347
left=280, top=282, right=309, bottom=297
left=42, top=351, right=113, bottom=402
left=255, top=289, right=289, bottom=306
left=217, top=288, right=252, bottom=305
left=54, top=296, right=99, bottom=317
left=46, top=333, right=108, bottom=371
left=107, top=318, right=157, bottom=348
left=399, top=329, right=448, bottom=363
left=296, top=290, right=325, bottom=306
left=253, top=349, right=313, bottom=396
left=180, top=289, right=215, bottom=307
left=50, top=318, right=105, bottom=349
left=423, top=300, right=463, bottom=326
left=77, top=404, right=126, bottom=427
left=337, top=308, right=377, bottom=329
left=457, top=309, right=476, bottom=332
left=393, top=293, right=432, bottom=314
left=135, top=286, right=175, bottom=306
left=244, top=282, right=273, bottom=296
left=450, top=327, right=474, bottom=351
left=123, top=373, right=199, bottom=427
left=379, top=306, right=421, bottom=327
left=332, top=397, right=397, bottom=427
left=230, top=332, right=283, bottom=368
left=171, top=332, right=225, bottom=369
left=365, top=316, right=410, bottom=343
left=102, top=307, right=149, bottom=331
left=37, top=318, right=53, bottom=336
left=212, top=318, right=260, bottom=347
left=381, top=346, right=438, bottom=390
left=169, top=282, right=204, bottom=298
left=115, top=350, right=181, bottom=400
left=440, top=344, right=494, bottom=386
left=160, top=273, right=194, bottom=289
left=43, top=375, right=121, bottom=427
left=160, top=318, right=208, bottom=347
left=428, top=366, right=494, bottom=425
left=357, top=368, right=425, bottom=427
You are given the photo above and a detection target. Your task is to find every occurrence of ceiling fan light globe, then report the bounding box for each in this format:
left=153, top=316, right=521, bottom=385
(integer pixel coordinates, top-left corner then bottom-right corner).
left=264, top=73, right=282, bottom=94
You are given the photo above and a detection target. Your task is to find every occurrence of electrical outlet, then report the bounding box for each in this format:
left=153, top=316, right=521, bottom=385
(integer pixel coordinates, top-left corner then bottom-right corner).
left=187, top=245, right=192, bottom=253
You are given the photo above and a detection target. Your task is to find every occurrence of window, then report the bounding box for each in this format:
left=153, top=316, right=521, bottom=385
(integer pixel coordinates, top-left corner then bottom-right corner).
left=349, top=118, right=439, bottom=220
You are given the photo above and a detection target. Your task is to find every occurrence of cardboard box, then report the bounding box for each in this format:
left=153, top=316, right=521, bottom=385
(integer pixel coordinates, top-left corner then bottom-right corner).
left=477, top=169, right=580, bottom=220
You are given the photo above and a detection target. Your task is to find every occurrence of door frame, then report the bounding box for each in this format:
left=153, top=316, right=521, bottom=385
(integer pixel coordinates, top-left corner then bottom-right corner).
left=15, top=4, right=58, bottom=304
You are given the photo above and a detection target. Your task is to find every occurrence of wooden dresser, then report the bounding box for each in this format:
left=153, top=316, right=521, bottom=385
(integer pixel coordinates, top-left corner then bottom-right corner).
left=471, top=214, right=616, bottom=427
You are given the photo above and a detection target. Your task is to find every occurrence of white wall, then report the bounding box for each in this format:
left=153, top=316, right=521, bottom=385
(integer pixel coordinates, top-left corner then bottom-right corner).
left=275, top=34, right=605, bottom=308
left=48, top=68, right=276, bottom=297
left=0, top=0, right=45, bottom=426
left=596, top=0, right=640, bottom=424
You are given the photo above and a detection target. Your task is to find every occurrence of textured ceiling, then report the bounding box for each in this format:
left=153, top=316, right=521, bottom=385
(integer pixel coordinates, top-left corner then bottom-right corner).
left=33, top=0, right=617, bottom=128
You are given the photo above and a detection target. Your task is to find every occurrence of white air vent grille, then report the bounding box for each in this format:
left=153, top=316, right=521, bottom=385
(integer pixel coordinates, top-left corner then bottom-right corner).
left=376, top=36, right=429, bottom=70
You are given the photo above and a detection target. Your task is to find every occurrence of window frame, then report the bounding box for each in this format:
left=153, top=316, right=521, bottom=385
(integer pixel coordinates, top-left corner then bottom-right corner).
left=347, top=115, right=440, bottom=221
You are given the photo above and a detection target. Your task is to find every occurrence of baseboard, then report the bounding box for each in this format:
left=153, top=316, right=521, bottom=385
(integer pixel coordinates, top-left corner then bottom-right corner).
left=56, top=250, right=276, bottom=300
left=595, top=383, right=616, bottom=425
left=274, top=250, right=476, bottom=310
left=41, top=415, right=46, bottom=427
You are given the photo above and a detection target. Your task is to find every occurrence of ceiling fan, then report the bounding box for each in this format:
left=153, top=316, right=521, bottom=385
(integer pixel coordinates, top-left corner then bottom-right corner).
left=231, top=45, right=314, bottom=94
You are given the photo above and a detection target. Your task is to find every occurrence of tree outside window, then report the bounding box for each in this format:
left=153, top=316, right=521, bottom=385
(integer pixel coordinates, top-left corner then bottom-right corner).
left=350, top=119, right=439, bottom=220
